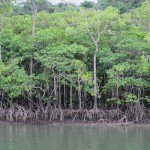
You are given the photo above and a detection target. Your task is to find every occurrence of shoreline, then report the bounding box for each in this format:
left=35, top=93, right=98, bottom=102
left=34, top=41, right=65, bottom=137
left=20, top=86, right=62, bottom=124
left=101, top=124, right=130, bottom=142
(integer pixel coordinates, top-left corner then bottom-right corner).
left=1, top=120, right=150, bottom=127
left=0, top=106, right=149, bottom=126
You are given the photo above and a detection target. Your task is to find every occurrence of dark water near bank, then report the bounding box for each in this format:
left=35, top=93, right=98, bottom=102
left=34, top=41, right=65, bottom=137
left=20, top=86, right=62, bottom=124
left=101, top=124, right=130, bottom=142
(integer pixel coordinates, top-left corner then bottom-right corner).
left=0, top=124, right=150, bottom=150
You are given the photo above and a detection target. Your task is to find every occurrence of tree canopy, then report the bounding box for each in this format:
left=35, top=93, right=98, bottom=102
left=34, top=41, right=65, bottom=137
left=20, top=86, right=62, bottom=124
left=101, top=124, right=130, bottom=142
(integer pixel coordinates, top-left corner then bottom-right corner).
left=0, top=0, right=149, bottom=123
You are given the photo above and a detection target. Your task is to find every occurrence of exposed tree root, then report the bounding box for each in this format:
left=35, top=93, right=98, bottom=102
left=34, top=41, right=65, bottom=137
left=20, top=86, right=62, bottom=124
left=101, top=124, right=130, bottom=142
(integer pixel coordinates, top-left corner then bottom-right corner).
left=125, top=103, right=149, bottom=123
left=0, top=103, right=149, bottom=124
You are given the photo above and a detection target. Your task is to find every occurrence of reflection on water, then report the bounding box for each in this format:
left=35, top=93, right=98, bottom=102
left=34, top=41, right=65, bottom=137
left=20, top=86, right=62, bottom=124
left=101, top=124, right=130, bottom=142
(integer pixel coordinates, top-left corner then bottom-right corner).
left=0, top=124, right=150, bottom=150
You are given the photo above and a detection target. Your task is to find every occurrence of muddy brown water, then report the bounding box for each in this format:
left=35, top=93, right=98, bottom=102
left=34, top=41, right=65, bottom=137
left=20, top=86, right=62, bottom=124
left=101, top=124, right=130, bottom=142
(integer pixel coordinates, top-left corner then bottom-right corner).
left=0, top=123, right=150, bottom=150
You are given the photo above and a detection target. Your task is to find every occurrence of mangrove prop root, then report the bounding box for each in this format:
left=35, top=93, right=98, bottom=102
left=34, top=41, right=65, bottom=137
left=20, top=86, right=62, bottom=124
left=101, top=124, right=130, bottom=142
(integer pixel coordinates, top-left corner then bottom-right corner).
left=0, top=103, right=149, bottom=123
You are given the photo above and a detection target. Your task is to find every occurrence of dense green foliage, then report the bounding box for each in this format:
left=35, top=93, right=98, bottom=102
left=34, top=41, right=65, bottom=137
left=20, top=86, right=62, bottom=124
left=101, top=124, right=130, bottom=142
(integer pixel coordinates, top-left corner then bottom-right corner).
left=97, top=0, right=145, bottom=13
left=0, top=0, right=150, bottom=121
left=80, top=1, right=95, bottom=8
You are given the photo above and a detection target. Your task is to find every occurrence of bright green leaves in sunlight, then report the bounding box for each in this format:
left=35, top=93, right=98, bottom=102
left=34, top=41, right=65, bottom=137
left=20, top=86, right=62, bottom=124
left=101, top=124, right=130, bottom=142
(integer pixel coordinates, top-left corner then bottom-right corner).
left=0, top=1, right=149, bottom=110
left=0, top=59, right=29, bottom=98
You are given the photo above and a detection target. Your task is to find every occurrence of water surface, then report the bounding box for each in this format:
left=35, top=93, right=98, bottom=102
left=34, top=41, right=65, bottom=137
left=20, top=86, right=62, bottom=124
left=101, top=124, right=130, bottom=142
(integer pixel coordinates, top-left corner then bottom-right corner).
left=0, top=123, right=150, bottom=150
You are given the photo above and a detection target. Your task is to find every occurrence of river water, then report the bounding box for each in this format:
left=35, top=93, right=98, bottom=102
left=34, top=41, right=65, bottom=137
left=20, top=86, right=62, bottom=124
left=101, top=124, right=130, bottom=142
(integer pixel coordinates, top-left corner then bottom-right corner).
left=0, top=123, right=150, bottom=150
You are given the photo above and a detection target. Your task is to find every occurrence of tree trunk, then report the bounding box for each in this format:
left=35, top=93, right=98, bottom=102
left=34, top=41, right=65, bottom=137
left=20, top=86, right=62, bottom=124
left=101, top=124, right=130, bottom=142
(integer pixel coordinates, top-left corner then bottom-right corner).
left=78, top=77, right=82, bottom=110
left=29, top=57, right=33, bottom=110
left=54, top=76, right=57, bottom=101
left=70, top=85, right=73, bottom=109
left=83, top=90, right=87, bottom=109
left=93, top=53, right=97, bottom=110
left=93, top=42, right=99, bottom=110
left=64, top=83, right=66, bottom=109
left=116, top=79, right=119, bottom=109
left=0, top=44, right=1, bottom=61
left=138, top=88, right=141, bottom=103
left=52, top=68, right=57, bottom=102
left=59, top=82, right=61, bottom=107
left=86, top=17, right=107, bottom=110
left=29, top=3, right=37, bottom=75
left=0, top=15, right=4, bottom=60
left=29, top=3, right=37, bottom=110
